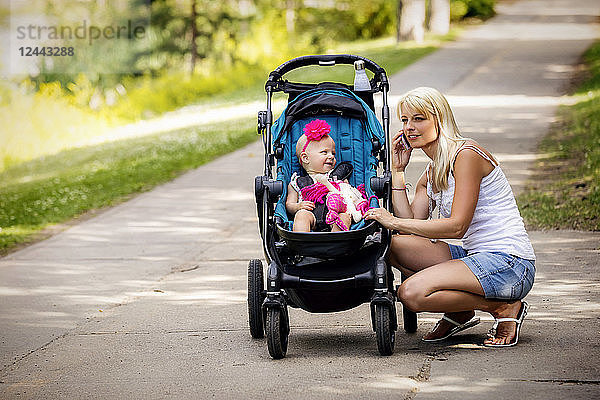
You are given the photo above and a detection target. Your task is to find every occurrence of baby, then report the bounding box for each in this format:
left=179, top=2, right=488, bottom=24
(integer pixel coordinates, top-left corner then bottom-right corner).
left=285, top=119, right=372, bottom=232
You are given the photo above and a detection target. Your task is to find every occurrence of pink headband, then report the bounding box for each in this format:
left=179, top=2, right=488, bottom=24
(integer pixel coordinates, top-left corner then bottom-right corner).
left=302, top=119, right=331, bottom=152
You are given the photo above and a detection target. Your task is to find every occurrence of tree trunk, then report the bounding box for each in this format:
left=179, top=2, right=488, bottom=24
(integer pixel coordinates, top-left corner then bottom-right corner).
left=429, top=0, right=450, bottom=35
left=398, top=0, right=425, bottom=43
left=190, top=0, right=198, bottom=76
left=286, top=0, right=295, bottom=35
left=396, top=0, right=402, bottom=43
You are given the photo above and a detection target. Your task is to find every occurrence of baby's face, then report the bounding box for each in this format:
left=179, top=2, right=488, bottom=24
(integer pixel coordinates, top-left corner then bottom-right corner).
left=301, top=136, right=336, bottom=174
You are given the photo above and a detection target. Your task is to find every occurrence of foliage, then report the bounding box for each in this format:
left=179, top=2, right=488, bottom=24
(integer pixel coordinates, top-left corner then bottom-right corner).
left=0, top=80, right=114, bottom=172
left=294, top=0, right=396, bottom=46
left=110, top=62, right=266, bottom=120
left=140, top=0, right=253, bottom=74
left=450, top=0, right=496, bottom=22
left=517, top=41, right=600, bottom=231
left=27, top=0, right=151, bottom=88
left=1, top=0, right=464, bottom=172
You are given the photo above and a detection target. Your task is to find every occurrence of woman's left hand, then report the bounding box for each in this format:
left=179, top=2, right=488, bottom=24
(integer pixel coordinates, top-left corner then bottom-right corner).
left=364, top=207, right=398, bottom=230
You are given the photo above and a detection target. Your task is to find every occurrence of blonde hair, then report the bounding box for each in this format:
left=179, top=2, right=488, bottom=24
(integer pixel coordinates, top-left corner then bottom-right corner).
left=397, top=87, right=468, bottom=191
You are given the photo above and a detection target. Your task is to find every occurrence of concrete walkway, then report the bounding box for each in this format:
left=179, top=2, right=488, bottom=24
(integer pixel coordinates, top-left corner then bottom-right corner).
left=1, top=1, right=599, bottom=399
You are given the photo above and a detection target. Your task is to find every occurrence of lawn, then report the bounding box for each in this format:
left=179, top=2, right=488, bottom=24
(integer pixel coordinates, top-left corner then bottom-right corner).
left=517, top=41, right=600, bottom=231
left=0, top=119, right=256, bottom=254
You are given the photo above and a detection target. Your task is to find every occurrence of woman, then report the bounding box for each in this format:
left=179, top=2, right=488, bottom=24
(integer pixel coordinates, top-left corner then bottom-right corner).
left=365, top=87, right=535, bottom=347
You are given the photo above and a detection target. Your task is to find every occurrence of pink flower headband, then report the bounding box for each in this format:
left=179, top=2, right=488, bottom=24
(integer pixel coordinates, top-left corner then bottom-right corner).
left=302, top=119, right=331, bottom=152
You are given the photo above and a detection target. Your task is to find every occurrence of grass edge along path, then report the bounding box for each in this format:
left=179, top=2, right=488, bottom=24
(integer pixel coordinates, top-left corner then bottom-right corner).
left=0, top=33, right=461, bottom=256
left=517, top=41, right=600, bottom=231
left=0, top=119, right=257, bottom=255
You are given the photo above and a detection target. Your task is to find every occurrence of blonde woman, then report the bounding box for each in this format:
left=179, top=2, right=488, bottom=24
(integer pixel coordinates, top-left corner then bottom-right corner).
left=365, top=87, right=535, bottom=347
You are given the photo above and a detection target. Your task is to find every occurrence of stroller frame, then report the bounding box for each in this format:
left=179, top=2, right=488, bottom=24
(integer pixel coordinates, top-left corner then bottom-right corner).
left=250, top=55, right=417, bottom=359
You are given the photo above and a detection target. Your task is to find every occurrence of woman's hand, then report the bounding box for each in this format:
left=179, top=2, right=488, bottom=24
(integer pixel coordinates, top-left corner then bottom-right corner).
left=364, top=207, right=400, bottom=230
left=391, top=131, right=413, bottom=172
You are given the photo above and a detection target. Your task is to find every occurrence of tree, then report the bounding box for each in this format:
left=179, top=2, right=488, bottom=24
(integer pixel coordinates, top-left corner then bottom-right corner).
left=397, top=0, right=425, bottom=43
left=429, top=0, right=450, bottom=35
left=190, top=0, right=198, bottom=74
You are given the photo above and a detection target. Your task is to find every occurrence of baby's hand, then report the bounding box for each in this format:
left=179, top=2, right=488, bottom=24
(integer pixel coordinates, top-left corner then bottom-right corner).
left=297, top=201, right=315, bottom=211
left=313, top=174, right=329, bottom=184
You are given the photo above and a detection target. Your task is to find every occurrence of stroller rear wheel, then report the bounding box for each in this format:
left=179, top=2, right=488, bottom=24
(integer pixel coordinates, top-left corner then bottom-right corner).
left=402, top=304, right=418, bottom=333
left=374, top=304, right=395, bottom=356
left=248, top=259, right=265, bottom=339
left=265, top=307, right=289, bottom=359
left=400, top=274, right=418, bottom=333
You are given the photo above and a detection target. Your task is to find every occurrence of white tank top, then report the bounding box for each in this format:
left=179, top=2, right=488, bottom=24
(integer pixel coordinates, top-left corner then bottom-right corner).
left=426, top=145, right=535, bottom=260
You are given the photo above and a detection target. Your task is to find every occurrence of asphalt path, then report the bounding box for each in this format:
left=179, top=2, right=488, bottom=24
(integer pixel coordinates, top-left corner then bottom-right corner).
left=1, top=1, right=600, bottom=399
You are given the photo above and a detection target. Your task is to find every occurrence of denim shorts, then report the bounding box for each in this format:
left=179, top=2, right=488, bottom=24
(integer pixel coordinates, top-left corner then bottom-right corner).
left=448, top=244, right=535, bottom=300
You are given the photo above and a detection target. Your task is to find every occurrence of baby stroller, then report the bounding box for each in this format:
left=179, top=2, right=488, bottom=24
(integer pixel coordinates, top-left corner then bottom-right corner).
left=249, top=54, right=417, bottom=359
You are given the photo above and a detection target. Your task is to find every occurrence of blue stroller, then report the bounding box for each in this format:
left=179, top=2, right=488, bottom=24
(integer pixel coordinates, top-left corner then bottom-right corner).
left=249, top=55, right=417, bottom=359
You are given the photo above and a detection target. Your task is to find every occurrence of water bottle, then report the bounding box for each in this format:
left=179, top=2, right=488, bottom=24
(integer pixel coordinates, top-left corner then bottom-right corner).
left=353, top=60, right=371, bottom=91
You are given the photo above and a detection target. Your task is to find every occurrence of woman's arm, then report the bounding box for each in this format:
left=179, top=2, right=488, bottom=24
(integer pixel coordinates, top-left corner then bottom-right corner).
left=391, top=171, right=428, bottom=219
left=389, top=130, right=428, bottom=218
left=367, top=150, right=486, bottom=238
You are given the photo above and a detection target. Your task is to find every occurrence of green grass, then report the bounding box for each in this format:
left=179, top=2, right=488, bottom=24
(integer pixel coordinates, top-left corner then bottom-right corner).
left=0, top=119, right=256, bottom=254
left=0, top=31, right=462, bottom=254
left=517, top=42, right=600, bottom=231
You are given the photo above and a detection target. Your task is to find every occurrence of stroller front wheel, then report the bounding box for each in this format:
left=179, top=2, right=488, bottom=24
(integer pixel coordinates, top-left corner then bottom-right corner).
left=266, top=306, right=289, bottom=359
left=374, top=304, right=395, bottom=356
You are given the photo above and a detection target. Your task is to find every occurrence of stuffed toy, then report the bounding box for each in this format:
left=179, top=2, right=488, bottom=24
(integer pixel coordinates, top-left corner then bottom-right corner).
left=324, top=182, right=371, bottom=231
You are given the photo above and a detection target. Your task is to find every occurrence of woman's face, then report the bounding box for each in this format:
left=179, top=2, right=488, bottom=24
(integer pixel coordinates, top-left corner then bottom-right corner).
left=400, top=104, right=438, bottom=148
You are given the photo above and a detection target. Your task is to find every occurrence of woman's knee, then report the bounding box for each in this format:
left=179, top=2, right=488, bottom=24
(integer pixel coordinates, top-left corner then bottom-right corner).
left=397, top=279, right=427, bottom=312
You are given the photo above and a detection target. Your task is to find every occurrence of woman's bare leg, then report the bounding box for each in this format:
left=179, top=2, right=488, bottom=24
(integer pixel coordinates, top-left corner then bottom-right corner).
left=388, top=235, right=478, bottom=339
left=398, top=259, right=524, bottom=345
left=388, top=234, right=453, bottom=275
left=389, top=235, right=521, bottom=344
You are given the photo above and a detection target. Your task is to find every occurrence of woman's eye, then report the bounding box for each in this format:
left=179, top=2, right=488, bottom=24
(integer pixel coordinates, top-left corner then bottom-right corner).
left=401, top=118, right=408, bottom=123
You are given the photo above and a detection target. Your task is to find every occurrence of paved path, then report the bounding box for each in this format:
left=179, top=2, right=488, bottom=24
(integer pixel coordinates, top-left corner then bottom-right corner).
left=1, top=1, right=600, bottom=399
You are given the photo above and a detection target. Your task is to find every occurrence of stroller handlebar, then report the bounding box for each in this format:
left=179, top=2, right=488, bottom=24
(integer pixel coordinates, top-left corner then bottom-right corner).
left=268, top=54, right=388, bottom=87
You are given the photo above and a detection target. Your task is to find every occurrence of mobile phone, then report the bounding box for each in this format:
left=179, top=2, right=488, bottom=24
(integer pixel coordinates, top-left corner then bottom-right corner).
left=399, top=133, right=411, bottom=150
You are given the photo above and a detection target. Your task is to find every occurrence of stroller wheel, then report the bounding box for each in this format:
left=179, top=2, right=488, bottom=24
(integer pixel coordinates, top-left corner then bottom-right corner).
left=248, top=259, right=265, bottom=339
left=402, top=304, right=418, bottom=333
left=374, top=304, right=395, bottom=356
left=265, top=307, right=289, bottom=359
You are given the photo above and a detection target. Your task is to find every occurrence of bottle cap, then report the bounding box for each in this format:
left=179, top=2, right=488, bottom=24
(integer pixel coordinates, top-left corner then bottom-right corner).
left=354, top=60, right=365, bottom=71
